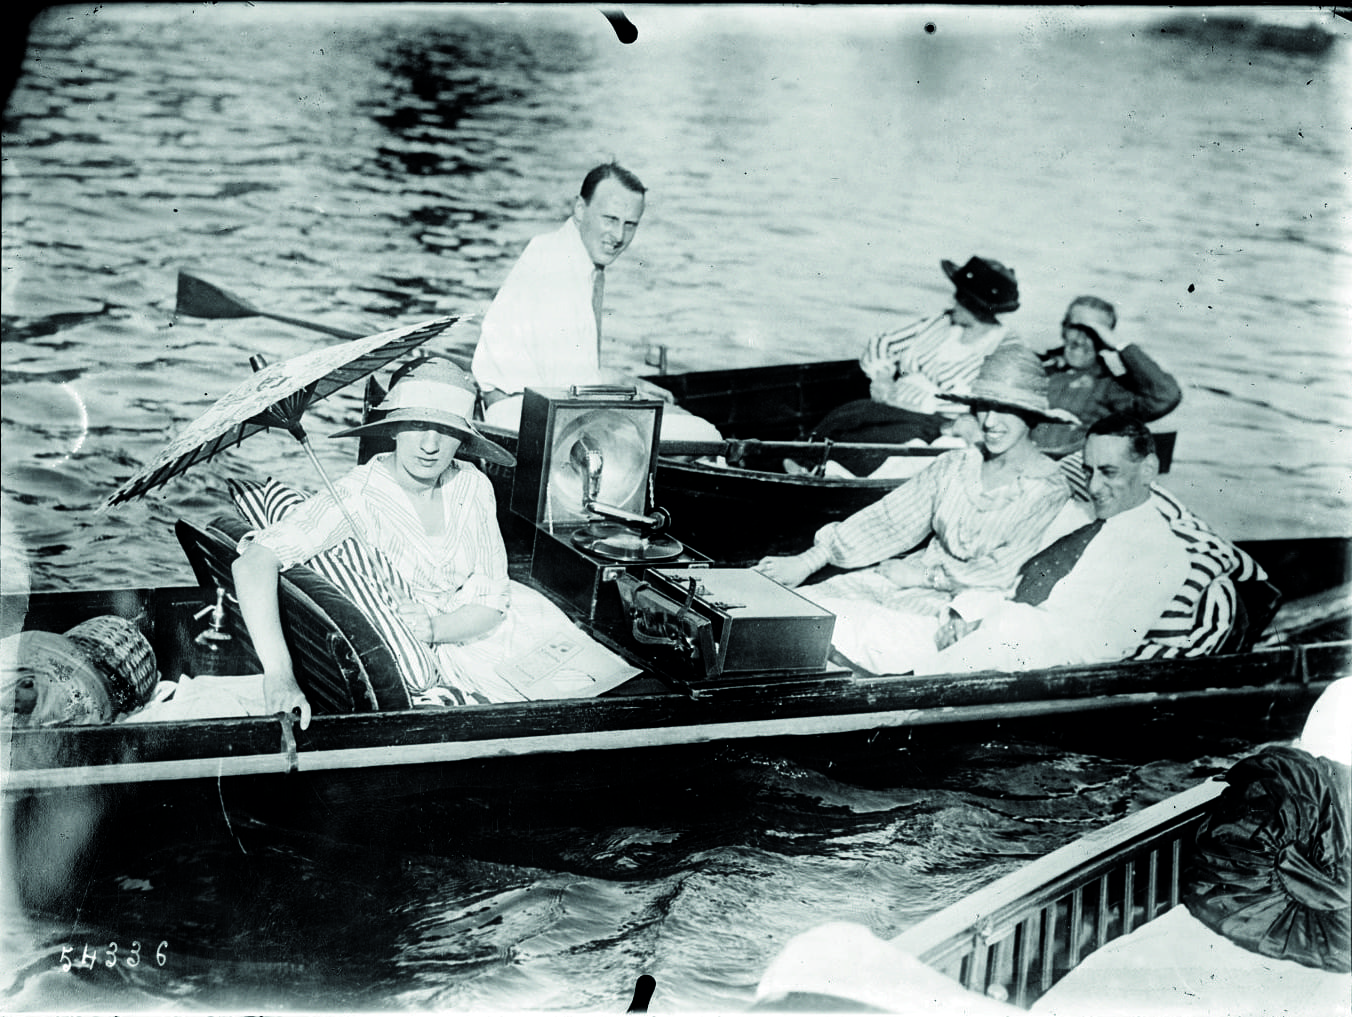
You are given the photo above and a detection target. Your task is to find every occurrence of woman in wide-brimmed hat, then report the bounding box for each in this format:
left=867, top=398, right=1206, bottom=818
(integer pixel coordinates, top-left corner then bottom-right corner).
left=757, top=343, right=1074, bottom=676
left=803, top=255, right=1024, bottom=477
left=233, top=359, right=637, bottom=721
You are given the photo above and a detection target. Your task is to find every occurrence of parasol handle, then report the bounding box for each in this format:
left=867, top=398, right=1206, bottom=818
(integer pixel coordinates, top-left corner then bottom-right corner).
left=294, top=435, right=376, bottom=556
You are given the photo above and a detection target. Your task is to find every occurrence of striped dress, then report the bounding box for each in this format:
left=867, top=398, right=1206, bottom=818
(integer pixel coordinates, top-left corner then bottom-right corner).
left=796, top=447, right=1070, bottom=674
left=860, top=311, right=1012, bottom=417
left=247, top=456, right=639, bottom=702
left=254, top=456, right=510, bottom=619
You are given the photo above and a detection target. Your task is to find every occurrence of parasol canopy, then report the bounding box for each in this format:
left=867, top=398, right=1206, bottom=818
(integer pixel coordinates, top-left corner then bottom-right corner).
left=100, top=316, right=458, bottom=512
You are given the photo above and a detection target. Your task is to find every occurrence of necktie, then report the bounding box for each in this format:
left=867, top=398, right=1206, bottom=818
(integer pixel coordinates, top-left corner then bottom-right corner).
left=592, top=264, right=605, bottom=359
left=1013, top=518, right=1105, bottom=605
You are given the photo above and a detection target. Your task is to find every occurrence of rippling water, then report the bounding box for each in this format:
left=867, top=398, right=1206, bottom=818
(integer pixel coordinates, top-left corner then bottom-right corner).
left=2, top=5, right=1348, bottom=1013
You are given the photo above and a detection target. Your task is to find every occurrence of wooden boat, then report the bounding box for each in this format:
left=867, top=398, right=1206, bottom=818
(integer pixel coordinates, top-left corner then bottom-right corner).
left=759, top=724, right=1351, bottom=1013
left=180, top=273, right=1181, bottom=564
left=5, top=522, right=1348, bottom=797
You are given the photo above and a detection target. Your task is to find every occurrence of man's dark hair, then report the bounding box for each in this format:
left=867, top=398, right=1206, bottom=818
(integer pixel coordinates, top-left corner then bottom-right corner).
left=1087, top=412, right=1155, bottom=459
left=580, top=161, right=646, bottom=202
left=1068, top=294, right=1117, bottom=329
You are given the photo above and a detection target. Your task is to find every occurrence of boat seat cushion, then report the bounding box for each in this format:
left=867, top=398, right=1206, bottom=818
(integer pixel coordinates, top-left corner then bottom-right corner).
left=226, top=477, right=444, bottom=705
left=176, top=516, right=410, bottom=714
left=1128, top=485, right=1275, bottom=659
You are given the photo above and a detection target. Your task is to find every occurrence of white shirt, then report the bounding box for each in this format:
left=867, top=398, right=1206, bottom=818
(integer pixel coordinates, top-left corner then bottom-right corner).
left=928, top=498, right=1190, bottom=672
left=472, top=218, right=604, bottom=396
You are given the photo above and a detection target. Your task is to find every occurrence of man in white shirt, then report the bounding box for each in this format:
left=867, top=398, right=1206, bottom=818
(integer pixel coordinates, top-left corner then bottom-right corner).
left=472, top=162, right=721, bottom=442
left=924, top=414, right=1190, bottom=673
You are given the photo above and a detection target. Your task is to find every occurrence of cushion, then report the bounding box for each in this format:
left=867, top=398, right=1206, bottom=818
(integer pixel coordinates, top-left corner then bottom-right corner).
left=1184, top=746, right=1351, bottom=973
left=1127, top=484, right=1272, bottom=659
left=227, top=477, right=459, bottom=704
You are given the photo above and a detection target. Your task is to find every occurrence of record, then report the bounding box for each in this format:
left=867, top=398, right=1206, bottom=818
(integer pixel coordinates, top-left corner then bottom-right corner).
left=570, top=521, right=684, bottom=562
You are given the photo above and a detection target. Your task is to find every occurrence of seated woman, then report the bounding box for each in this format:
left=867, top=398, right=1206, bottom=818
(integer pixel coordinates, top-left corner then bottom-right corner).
left=755, top=343, right=1075, bottom=675
left=800, top=255, right=1023, bottom=476
left=1034, top=295, right=1181, bottom=457
left=233, top=359, right=634, bottom=727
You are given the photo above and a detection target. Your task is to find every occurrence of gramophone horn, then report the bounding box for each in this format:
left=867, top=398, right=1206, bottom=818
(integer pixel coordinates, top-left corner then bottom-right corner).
left=546, top=408, right=651, bottom=523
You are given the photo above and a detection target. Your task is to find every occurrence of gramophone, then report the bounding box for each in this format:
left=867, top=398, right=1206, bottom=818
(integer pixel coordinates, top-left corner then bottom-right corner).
left=510, top=387, right=710, bottom=624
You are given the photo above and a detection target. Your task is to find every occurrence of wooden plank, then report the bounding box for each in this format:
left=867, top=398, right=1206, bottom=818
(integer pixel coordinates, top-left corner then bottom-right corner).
left=1068, top=888, right=1084, bottom=968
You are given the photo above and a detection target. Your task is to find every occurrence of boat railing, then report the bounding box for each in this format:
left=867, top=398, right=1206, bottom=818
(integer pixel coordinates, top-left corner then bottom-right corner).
left=891, top=779, right=1227, bottom=1009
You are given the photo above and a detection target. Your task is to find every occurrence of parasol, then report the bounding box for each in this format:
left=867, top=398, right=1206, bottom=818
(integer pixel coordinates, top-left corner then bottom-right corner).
left=99, top=316, right=459, bottom=538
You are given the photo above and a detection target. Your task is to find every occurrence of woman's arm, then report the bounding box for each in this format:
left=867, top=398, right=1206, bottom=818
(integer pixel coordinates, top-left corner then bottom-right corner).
left=396, top=601, right=504, bottom=646
left=232, top=542, right=312, bottom=729
left=1107, top=344, right=1182, bottom=421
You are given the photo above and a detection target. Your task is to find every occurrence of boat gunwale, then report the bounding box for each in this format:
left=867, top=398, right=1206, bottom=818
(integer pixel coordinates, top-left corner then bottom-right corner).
left=889, top=778, right=1228, bottom=1006
left=4, top=628, right=1345, bottom=789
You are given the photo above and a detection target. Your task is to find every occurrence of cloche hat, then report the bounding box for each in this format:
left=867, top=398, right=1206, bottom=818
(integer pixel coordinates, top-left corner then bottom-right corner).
left=941, top=256, right=1020, bottom=315
left=939, top=342, right=1080, bottom=425
left=330, top=360, right=516, bottom=467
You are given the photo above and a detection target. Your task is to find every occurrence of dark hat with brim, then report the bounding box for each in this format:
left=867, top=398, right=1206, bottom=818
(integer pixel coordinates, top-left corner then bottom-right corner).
left=330, top=363, right=516, bottom=467
left=939, top=342, right=1080, bottom=425
left=942, top=256, right=1020, bottom=315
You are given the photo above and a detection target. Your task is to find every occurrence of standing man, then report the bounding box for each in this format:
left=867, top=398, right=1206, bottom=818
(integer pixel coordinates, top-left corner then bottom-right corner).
left=472, top=162, right=720, bottom=442
left=924, top=413, right=1190, bottom=673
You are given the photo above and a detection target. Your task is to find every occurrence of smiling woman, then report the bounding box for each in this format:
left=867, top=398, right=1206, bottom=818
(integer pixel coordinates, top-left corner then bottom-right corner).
left=755, top=343, right=1074, bottom=674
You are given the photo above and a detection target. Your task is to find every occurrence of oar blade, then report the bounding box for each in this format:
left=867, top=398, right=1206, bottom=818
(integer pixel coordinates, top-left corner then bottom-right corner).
left=176, top=271, right=260, bottom=320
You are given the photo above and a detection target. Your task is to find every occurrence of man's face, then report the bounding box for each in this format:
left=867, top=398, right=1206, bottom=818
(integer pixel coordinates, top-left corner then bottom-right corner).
left=1061, top=302, right=1113, bottom=371
left=573, top=178, right=644, bottom=267
left=1083, top=433, right=1156, bottom=520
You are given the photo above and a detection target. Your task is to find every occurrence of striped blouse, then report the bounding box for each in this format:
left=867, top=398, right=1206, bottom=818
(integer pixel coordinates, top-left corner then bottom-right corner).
left=859, top=311, right=1013, bottom=417
left=250, top=455, right=510, bottom=616
left=798, top=447, right=1070, bottom=597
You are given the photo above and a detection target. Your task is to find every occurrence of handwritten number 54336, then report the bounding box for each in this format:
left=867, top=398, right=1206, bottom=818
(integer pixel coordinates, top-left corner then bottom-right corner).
left=60, top=941, right=168, bottom=971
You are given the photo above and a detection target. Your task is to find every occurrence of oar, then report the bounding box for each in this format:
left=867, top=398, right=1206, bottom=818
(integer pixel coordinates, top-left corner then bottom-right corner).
left=472, top=422, right=944, bottom=462
left=176, top=271, right=366, bottom=340
left=654, top=437, right=945, bottom=459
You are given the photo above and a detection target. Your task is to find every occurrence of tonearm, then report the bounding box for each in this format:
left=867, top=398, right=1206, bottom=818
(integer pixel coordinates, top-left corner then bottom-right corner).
left=569, top=434, right=671, bottom=533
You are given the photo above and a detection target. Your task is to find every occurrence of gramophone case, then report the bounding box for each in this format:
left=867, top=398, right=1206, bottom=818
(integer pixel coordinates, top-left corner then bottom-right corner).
left=510, top=387, right=664, bottom=532
left=642, top=567, right=836, bottom=675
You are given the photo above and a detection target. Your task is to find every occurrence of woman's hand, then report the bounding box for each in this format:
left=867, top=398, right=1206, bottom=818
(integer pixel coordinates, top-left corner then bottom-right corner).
left=263, top=668, right=311, bottom=730
left=944, top=414, right=983, bottom=447
left=397, top=599, right=435, bottom=643
left=935, top=613, right=981, bottom=651
left=754, top=554, right=816, bottom=589
left=876, top=557, right=930, bottom=589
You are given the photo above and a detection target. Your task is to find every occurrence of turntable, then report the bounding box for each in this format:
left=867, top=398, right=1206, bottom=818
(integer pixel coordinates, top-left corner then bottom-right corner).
left=510, top=387, right=710, bottom=623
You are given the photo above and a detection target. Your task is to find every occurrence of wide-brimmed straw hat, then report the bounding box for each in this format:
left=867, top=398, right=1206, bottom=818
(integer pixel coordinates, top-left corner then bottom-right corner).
left=939, top=343, right=1080, bottom=425
left=330, top=360, right=516, bottom=467
left=941, top=256, right=1020, bottom=315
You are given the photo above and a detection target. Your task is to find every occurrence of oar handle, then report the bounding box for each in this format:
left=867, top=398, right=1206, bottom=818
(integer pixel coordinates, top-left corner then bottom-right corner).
left=656, top=437, right=944, bottom=458
left=259, top=310, right=363, bottom=341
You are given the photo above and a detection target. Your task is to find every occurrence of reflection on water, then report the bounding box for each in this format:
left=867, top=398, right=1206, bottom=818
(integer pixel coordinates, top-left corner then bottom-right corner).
left=1, top=5, right=1348, bottom=1013
left=2, top=731, right=1260, bottom=1013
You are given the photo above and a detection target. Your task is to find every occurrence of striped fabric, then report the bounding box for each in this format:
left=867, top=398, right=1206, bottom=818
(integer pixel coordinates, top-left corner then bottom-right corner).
left=1128, top=485, right=1265, bottom=659
left=859, top=312, right=1012, bottom=417
left=803, top=447, right=1070, bottom=597
left=1056, top=449, right=1090, bottom=502
left=227, top=477, right=454, bottom=701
